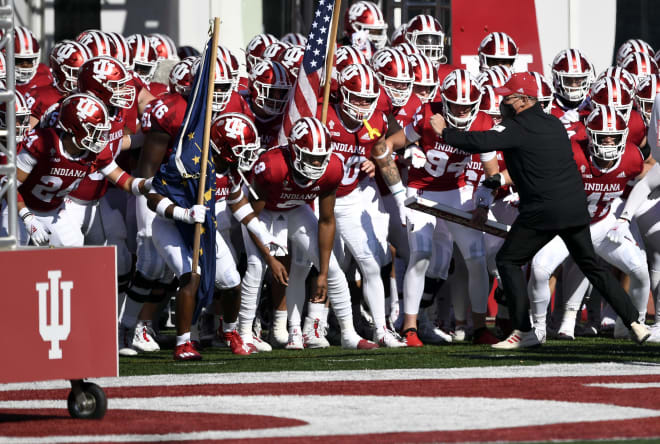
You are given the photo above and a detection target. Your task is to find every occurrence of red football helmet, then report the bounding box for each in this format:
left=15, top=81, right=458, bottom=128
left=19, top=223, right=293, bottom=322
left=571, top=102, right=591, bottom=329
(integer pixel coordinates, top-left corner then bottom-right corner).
left=616, top=39, right=655, bottom=66
left=588, top=77, right=633, bottom=122
left=0, top=91, right=30, bottom=142
left=585, top=105, right=629, bottom=161
left=127, top=34, right=159, bottom=82
left=192, top=56, right=234, bottom=112
left=441, top=69, right=481, bottom=130
left=249, top=60, right=292, bottom=116
left=391, top=24, right=407, bottom=46
left=634, top=73, right=660, bottom=123
left=168, top=57, right=195, bottom=97
left=210, top=112, right=262, bottom=172
left=344, top=1, right=388, bottom=49
left=479, top=85, right=502, bottom=123
left=57, top=93, right=111, bottom=153
left=217, top=45, right=240, bottom=90
left=405, top=15, right=445, bottom=64
left=49, top=40, right=92, bottom=94
left=148, top=33, right=178, bottom=61
left=245, top=33, right=279, bottom=71
left=77, top=30, right=114, bottom=58
left=281, top=32, right=307, bottom=47
left=394, top=42, right=420, bottom=56
left=261, top=41, right=291, bottom=62
left=78, top=56, right=136, bottom=109
left=106, top=32, right=134, bottom=71
left=476, top=66, right=511, bottom=88
left=407, top=52, right=439, bottom=103
left=620, top=51, right=658, bottom=86
left=529, top=71, right=554, bottom=114
left=597, top=66, right=636, bottom=91
left=551, top=49, right=593, bottom=103
left=335, top=45, right=368, bottom=80
left=371, top=47, right=413, bottom=107
left=277, top=45, right=305, bottom=78
left=478, top=32, right=518, bottom=72
left=338, top=63, right=380, bottom=121
left=14, top=26, right=40, bottom=84
left=288, top=117, right=333, bottom=180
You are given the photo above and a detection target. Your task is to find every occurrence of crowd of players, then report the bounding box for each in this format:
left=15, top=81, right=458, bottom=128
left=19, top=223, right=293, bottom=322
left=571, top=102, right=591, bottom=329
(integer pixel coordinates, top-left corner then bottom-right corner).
left=3, top=0, right=660, bottom=360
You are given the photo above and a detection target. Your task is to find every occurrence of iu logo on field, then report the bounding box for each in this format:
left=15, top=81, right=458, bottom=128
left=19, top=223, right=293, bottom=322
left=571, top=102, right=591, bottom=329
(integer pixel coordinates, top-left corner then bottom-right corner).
left=36, top=270, right=72, bottom=360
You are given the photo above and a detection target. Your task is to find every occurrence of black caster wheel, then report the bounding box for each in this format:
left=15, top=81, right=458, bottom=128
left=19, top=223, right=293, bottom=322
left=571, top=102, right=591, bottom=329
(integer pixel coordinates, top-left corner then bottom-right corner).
left=67, top=381, right=107, bottom=419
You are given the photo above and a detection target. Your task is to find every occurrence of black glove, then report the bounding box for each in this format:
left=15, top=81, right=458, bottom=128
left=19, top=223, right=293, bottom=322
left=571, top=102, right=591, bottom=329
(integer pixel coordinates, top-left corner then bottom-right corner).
left=483, top=173, right=505, bottom=190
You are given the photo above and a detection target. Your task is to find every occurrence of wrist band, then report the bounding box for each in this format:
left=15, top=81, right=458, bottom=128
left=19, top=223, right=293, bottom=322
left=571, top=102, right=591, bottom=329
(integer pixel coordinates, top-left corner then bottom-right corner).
left=131, top=178, right=144, bottom=195
left=226, top=188, right=244, bottom=205
left=246, top=217, right=268, bottom=245
left=156, top=197, right=174, bottom=218
left=115, top=171, right=130, bottom=188
left=233, top=203, right=253, bottom=222
left=388, top=181, right=405, bottom=195
left=19, top=207, right=32, bottom=220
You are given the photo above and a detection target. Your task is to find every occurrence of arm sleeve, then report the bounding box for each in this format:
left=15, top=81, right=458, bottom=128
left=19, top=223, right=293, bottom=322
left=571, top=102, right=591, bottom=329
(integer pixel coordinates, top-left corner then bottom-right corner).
left=16, top=150, right=37, bottom=174
left=442, top=123, right=521, bottom=154
left=620, top=162, right=660, bottom=219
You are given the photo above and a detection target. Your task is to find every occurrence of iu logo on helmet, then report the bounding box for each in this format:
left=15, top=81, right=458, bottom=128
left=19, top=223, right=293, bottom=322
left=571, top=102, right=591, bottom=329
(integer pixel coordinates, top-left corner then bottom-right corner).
left=55, top=43, right=77, bottom=63
left=36, top=270, right=72, bottom=360
left=224, top=118, right=247, bottom=140
left=76, top=98, right=100, bottom=119
left=92, top=59, right=115, bottom=81
left=290, top=120, right=311, bottom=140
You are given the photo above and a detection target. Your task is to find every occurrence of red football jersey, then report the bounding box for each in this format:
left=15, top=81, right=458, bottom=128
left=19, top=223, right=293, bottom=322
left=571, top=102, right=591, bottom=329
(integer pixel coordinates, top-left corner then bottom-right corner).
left=68, top=108, right=128, bottom=201
left=627, top=109, right=647, bottom=147
left=221, top=90, right=255, bottom=121
left=393, top=93, right=423, bottom=129
left=406, top=104, right=494, bottom=191
left=17, top=128, right=115, bottom=212
left=252, top=146, right=342, bottom=211
left=215, top=168, right=242, bottom=203
left=375, top=89, right=394, bottom=116
left=141, top=93, right=187, bottom=141
left=572, top=139, right=643, bottom=223
left=252, top=112, right=284, bottom=149
left=550, top=98, right=588, bottom=141
left=147, top=81, right=169, bottom=97
left=320, top=104, right=388, bottom=197
left=24, top=84, right=63, bottom=125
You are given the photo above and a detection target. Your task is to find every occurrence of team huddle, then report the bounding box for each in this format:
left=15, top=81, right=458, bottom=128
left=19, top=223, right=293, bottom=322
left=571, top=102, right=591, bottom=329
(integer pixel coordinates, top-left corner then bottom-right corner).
left=3, top=0, right=660, bottom=361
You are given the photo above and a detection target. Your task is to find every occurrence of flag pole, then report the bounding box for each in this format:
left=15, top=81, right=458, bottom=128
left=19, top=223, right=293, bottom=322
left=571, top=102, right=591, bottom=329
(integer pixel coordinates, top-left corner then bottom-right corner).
left=192, top=17, right=220, bottom=274
left=320, top=0, right=342, bottom=125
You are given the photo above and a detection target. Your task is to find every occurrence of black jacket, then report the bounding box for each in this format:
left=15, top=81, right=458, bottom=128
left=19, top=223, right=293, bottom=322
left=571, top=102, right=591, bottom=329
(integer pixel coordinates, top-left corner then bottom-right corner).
left=443, top=103, right=590, bottom=230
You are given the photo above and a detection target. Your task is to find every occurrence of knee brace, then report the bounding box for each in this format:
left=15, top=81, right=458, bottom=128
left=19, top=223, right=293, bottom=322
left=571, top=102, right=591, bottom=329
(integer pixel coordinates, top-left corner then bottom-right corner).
left=126, top=271, right=162, bottom=303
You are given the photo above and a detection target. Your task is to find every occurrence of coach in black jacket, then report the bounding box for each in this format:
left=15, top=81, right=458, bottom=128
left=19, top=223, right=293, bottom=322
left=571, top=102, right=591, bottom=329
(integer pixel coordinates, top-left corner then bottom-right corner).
left=430, top=72, right=649, bottom=349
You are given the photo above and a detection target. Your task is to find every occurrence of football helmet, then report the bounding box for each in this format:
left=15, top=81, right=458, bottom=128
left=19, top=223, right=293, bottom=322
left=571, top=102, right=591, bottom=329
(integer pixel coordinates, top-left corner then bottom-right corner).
left=476, top=66, right=511, bottom=88
left=217, top=45, right=240, bottom=90
left=168, top=57, right=195, bottom=97
left=57, top=93, right=111, bottom=153
left=344, top=1, right=388, bottom=50
left=529, top=71, right=554, bottom=114
left=106, top=32, right=134, bottom=71
left=192, top=56, right=234, bottom=112
left=288, top=117, right=333, bottom=180
left=0, top=91, right=30, bottom=142
left=148, top=33, right=178, bottom=61
left=405, top=14, right=445, bottom=64
left=281, top=32, right=307, bottom=47
left=585, top=105, right=629, bottom=161
left=616, top=38, right=655, bottom=66
left=14, top=26, right=40, bottom=84
left=49, top=40, right=92, bottom=94
left=78, top=56, right=136, bottom=109
left=407, top=52, right=439, bottom=103
left=478, top=32, right=518, bottom=72
left=127, top=34, right=158, bottom=82
left=177, top=46, right=200, bottom=59
left=551, top=49, right=593, bottom=103
left=261, top=41, right=292, bottom=62
left=277, top=45, right=305, bottom=78
left=479, top=84, right=502, bottom=123
left=77, top=30, right=114, bottom=58
left=441, top=69, right=481, bottom=130
left=391, top=24, right=407, bottom=46
left=335, top=45, right=368, bottom=77
left=394, top=42, right=420, bottom=56
left=371, top=47, right=413, bottom=107
left=338, top=63, right=380, bottom=121
left=634, top=73, right=660, bottom=123
left=210, top=112, right=262, bottom=172
left=249, top=60, right=292, bottom=116
left=620, top=51, right=658, bottom=86
left=245, top=33, right=279, bottom=71
left=588, top=77, right=633, bottom=122
left=597, top=66, right=636, bottom=91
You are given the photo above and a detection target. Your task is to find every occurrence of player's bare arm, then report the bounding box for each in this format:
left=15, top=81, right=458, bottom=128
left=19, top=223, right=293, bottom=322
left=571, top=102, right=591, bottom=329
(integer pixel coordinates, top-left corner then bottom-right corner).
left=316, top=190, right=337, bottom=301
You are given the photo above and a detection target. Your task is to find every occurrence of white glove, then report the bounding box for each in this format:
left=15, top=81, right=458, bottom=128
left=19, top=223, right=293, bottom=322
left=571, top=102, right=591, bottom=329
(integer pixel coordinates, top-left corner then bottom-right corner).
left=559, top=109, right=580, bottom=125
left=404, top=145, right=427, bottom=168
left=607, top=218, right=632, bottom=244
left=351, top=29, right=370, bottom=50
left=473, top=185, right=495, bottom=209
left=173, top=204, right=207, bottom=224
left=21, top=211, right=51, bottom=246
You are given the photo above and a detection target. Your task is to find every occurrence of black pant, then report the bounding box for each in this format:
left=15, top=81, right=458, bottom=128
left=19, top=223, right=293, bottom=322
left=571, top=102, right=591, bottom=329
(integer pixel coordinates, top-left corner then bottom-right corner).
left=495, top=221, right=639, bottom=332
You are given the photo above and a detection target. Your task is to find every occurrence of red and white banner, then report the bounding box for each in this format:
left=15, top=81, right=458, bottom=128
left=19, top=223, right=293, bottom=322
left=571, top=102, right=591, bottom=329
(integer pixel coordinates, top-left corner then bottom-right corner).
left=0, top=246, right=118, bottom=384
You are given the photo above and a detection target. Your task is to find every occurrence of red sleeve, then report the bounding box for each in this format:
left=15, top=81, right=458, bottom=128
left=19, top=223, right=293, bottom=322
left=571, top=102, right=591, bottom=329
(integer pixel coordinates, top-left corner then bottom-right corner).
left=411, top=103, right=428, bottom=136
left=628, top=111, right=647, bottom=147
left=324, top=154, right=343, bottom=189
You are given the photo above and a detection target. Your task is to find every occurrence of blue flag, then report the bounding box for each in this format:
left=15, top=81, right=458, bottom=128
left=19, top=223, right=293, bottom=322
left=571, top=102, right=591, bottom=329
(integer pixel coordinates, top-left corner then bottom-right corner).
left=152, top=38, right=216, bottom=323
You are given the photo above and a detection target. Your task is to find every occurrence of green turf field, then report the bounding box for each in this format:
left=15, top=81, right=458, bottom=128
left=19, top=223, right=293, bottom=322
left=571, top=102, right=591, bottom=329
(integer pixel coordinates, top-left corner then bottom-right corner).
left=119, top=335, right=660, bottom=376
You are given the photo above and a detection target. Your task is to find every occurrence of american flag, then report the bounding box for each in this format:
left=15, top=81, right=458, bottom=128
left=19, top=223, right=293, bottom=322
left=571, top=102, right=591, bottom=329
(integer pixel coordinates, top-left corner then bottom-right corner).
left=279, top=0, right=336, bottom=143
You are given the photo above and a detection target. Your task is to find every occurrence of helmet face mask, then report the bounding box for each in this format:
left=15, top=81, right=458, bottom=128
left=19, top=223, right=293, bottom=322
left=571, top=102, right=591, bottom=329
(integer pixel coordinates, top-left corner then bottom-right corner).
left=345, top=1, right=388, bottom=50
left=210, top=113, right=262, bottom=172
left=372, top=48, right=413, bottom=106
left=249, top=60, right=292, bottom=116
left=441, top=69, right=481, bottom=130
left=552, top=49, right=593, bottom=103
left=586, top=105, right=629, bottom=162
left=405, top=15, right=445, bottom=64
left=339, top=64, right=380, bottom=122
left=288, top=117, right=333, bottom=181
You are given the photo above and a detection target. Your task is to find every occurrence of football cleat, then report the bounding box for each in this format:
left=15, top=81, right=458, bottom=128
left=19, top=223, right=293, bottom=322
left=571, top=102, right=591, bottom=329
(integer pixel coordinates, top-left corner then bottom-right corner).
left=491, top=329, right=542, bottom=350
left=402, top=328, right=424, bottom=347
left=242, top=333, right=272, bottom=352
left=224, top=330, right=253, bottom=355
left=131, top=322, right=160, bottom=352
left=285, top=327, right=304, bottom=350
left=302, top=316, right=330, bottom=349
left=374, top=326, right=407, bottom=348
left=450, top=325, right=469, bottom=342
left=341, top=334, right=379, bottom=350
left=418, top=322, right=452, bottom=344
left=269, top=324, right=289, bottom=349
left=173, top=341, right=202, bottom=361
left=472, top=327, right=501, bottom=345
left=630, top=321, right=651, bottom=344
